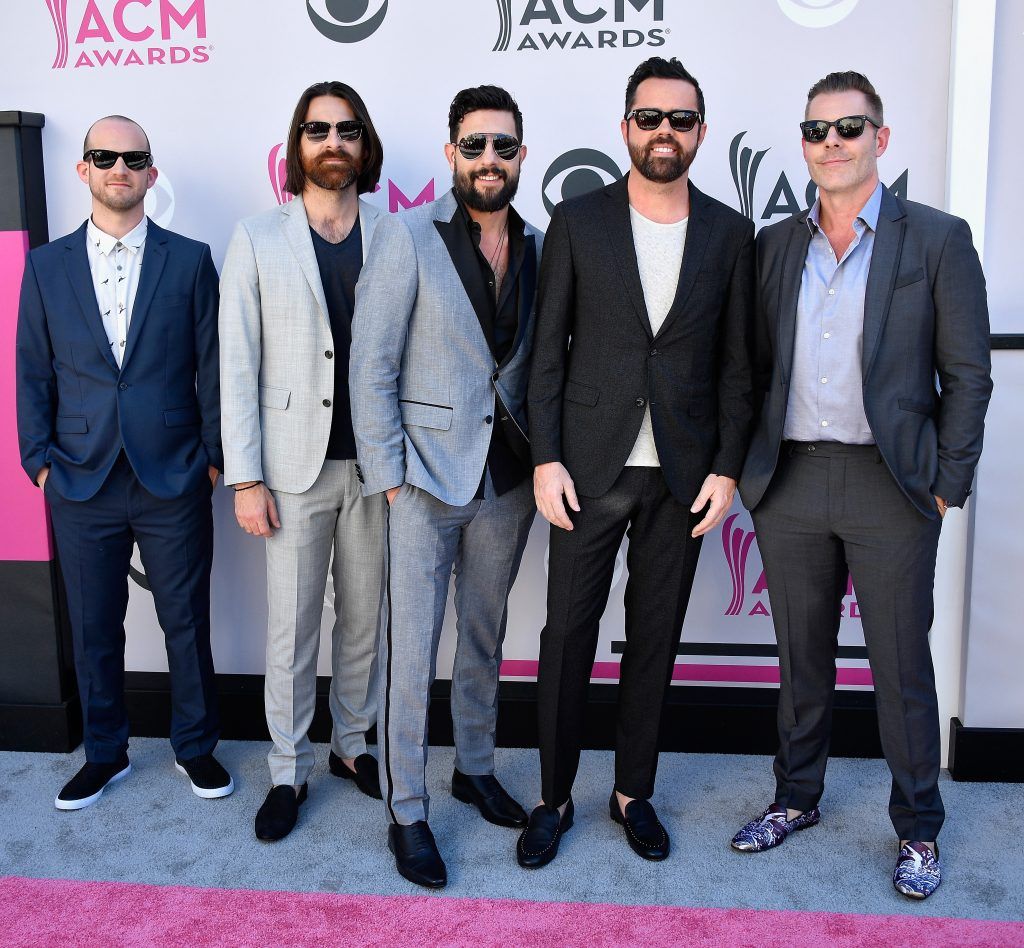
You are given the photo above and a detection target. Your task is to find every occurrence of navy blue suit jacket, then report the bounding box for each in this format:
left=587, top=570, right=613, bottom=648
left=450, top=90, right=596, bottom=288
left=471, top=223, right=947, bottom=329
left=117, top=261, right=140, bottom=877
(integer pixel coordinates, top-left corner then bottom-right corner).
left=16, top=219, right=222, bottom=501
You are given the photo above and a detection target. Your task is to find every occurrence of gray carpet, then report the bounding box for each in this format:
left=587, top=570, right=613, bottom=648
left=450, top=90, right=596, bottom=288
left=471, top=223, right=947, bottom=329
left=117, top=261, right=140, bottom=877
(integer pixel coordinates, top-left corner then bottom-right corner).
left=1, top=739, right=1021, bottom=921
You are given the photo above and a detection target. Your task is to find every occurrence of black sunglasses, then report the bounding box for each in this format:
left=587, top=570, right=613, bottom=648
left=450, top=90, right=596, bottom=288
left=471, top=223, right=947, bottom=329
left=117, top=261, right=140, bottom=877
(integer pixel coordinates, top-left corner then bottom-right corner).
left=625, top=108, right=703, bottom=132
left=299, top=120, right=364, bottom=143
left=83, top=149, right=152, bottom=171
left=799, top=115, right=880, bottom=143
left=453, top=133, right=522, bottom=161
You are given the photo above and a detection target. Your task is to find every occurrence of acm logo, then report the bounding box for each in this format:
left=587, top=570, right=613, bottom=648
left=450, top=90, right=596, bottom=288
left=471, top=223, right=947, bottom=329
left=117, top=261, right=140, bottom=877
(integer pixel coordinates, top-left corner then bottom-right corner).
left=494, top=0, right=666, bottom=52
left=306, top=0, right=388, bottom=43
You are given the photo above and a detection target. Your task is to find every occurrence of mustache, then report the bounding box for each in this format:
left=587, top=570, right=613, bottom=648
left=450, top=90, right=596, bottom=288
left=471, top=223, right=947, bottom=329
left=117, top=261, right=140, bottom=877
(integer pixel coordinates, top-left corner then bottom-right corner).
left=315, top=151, right=354, bottom=165
left=470, top=166, right=508, bottom=181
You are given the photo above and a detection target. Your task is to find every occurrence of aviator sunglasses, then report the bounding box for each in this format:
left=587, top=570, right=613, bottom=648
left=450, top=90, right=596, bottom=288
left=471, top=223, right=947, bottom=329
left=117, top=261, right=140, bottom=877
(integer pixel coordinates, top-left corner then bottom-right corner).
left=453, top=132, right=522, bottom=161
left=625, top=108, right=703, bottom=132
left=299, top=120, right=365, bottom=142
left=799, top=114, right=880, bottom=143
left=83, top=149, right=153, bottom=171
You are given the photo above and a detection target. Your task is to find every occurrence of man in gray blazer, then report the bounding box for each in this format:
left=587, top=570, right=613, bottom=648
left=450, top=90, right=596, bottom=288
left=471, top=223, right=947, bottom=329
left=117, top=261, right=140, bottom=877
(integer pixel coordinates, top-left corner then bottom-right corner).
left=730, top=72, right=992, bottom=901
left=220, top=81, right=388, bottom=842
left=350, top=85, right=542, bottom=889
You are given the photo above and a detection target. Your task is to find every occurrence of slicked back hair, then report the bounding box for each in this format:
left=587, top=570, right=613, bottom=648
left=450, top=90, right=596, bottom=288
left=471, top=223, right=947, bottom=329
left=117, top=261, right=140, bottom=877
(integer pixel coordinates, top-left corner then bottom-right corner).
left=284, top=80, right=384, bottom=196
left=448, top=85, right=523, bottom=143
left=805, top=71, right=883, bottom=124
left=624, top=57, right=705, bottom=120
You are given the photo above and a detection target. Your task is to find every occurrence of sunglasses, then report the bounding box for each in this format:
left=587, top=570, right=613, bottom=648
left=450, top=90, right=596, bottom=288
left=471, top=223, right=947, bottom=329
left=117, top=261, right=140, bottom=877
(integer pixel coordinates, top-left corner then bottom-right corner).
left=453, top=133, right=522, bottom=161
left=625, top=108, right=703, bottom=132
left=299, top=120, right=364, bottom=143
left=83, top=149, right=152, bottom=171
left=799, top=115, right=880, bottom=143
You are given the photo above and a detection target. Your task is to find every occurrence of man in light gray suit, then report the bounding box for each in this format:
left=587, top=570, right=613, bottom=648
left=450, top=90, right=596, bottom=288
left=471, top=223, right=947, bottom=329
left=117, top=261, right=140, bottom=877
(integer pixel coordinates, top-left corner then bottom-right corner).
left=220, top=81, right=388, bottom=842
left=350, top=86, right=542, bottom=889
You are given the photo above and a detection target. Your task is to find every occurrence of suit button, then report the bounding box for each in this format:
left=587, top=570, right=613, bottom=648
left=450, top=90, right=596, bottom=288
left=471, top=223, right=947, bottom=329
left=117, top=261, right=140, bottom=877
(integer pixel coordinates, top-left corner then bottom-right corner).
left=323, top=399, right=332, bottom=407
left=484, top=415, right=493, bottom=424
left=491, top=372, right=499, bottom=382
left=635, top=397, right=646, bottom=408
left=325, top=350, right=334, bottom=359
left=649, top=348, right=658, bottom=357
left=119, top=382, right=128, bottom=391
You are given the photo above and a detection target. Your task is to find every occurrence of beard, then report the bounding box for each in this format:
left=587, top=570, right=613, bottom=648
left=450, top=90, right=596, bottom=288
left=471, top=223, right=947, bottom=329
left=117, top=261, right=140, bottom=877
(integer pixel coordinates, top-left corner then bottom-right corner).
left=303, top=149, right=362, bottom=191
left=453, top=162, right=520, bottom=213
left=90, top=176, right=146, bottom=212
left=628, top=135, right=698, bottom=184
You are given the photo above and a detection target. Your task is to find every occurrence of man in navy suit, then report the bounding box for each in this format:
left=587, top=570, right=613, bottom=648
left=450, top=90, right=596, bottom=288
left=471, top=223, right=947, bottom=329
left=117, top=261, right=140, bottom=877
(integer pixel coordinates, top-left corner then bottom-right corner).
left=16, top=115, right=232, bottom=809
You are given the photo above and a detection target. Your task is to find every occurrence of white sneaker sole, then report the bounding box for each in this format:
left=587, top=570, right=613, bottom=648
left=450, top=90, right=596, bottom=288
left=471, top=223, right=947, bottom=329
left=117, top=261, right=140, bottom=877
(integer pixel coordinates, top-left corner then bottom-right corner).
left=174, top=761, right=234, bottom=799
left=54, top=763, right=132, bottom=810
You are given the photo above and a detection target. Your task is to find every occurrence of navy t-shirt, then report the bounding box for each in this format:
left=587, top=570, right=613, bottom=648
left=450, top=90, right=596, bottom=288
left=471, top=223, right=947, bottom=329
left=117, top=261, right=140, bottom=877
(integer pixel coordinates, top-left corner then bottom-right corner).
left=310, top=219, right=362, bottom=460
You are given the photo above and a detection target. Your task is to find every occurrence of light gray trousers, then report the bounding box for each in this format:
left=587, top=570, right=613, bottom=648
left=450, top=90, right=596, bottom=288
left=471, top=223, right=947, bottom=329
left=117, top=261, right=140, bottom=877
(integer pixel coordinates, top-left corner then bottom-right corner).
left=264, top=459, right=387, bottom=786
left=379, top=475, right=535, bottom=825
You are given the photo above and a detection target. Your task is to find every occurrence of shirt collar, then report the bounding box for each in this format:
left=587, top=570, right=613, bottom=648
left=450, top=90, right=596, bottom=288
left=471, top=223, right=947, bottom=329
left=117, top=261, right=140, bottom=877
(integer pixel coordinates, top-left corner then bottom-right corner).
left=87, top=215, right=148, bottom=256
left=453, top=192, right=525, bottom=245
left=805, top=181, right=884, bottom=235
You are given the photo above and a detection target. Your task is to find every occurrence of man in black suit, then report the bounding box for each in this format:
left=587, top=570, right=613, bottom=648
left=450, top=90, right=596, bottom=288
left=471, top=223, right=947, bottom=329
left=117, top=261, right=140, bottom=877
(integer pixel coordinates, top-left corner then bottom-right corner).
left=518, top=56, right=755, bottom=867
left=729, top=72, right=991, bottom=901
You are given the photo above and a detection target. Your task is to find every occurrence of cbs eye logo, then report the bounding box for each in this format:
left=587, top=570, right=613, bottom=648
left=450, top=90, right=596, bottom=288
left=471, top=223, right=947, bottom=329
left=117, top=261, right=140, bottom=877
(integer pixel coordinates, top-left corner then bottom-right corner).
left=144, top=171, right=175, bottom=228
left=776, top=0, right=859, bottom=28
left=541, top=148, right=623, bottom=216
left=306, top=0, right=388, bottom=43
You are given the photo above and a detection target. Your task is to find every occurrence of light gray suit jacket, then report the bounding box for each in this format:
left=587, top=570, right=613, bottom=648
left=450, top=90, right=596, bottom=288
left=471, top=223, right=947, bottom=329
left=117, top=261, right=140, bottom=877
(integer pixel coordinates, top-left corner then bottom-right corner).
left=220, top=195, right=381, bottom=493
left=349, top=190, right=544, bottom=507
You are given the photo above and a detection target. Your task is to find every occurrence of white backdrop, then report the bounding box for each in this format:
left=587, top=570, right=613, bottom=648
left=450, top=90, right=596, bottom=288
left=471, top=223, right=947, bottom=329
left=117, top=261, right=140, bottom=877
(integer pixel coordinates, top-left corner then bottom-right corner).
left=4, top=0, right=957, bottom=688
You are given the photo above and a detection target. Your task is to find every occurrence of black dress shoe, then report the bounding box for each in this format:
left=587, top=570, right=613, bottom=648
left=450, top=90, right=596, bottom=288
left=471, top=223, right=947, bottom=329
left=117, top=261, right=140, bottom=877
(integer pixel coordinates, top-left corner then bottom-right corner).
left=55, top=757, right=131, bottom=811
left=388, top=821, right=447, bottom=889
left=254, top=783, right=307, bottom=842
left=516, top=799, right=574, bottom=868
left=609, top=791, right=670, bottom=861
left=329, top=751, right=383, bottom=800
left=451, top=769, right=528, bottom=828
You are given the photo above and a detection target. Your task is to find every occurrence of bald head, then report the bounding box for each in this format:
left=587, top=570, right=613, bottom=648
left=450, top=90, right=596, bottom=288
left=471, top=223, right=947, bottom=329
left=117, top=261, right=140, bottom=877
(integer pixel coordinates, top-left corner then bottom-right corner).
left=83, top=115, right=151, bottom=156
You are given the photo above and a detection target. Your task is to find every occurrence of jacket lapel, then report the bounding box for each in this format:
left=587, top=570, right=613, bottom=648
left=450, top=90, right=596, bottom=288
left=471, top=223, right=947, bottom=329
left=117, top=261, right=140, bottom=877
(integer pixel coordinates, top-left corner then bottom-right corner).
left=358, top=198, right=381, bottom=261
left=64, top=222, right=118, bottom=373
left=121, top=218, right=166, bottom=369
left=282, top=195, right=330, bottom=326
left=861, top=188, right=906, bottom=380
left=654, top=182, right=711, bottom=341
left=776, top=213, right=812, bottom=385
left=600, top=176, right=652, bottom=340
left=499, top=231, right=536, bottom=370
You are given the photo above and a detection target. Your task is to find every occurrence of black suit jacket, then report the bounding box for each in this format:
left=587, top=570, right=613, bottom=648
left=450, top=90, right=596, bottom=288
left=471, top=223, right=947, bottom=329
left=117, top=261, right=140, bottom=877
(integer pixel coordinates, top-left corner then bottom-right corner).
left=739, top=187, right=992, bottom=518
left=528, top=175, right=756, bottom=503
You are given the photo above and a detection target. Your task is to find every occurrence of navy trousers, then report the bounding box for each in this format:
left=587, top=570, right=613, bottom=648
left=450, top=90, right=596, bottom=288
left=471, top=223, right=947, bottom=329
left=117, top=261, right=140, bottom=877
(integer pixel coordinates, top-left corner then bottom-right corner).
left=45, top=454, right=219, bottom=763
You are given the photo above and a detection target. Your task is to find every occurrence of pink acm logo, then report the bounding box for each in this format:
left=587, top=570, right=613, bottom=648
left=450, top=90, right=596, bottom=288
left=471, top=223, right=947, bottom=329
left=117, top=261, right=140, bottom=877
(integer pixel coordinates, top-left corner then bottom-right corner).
left=267, top=142, right=435, bottom=212
left=721, top=513, right=859, bottom=618
left=44, top=0, right=210, bottom=69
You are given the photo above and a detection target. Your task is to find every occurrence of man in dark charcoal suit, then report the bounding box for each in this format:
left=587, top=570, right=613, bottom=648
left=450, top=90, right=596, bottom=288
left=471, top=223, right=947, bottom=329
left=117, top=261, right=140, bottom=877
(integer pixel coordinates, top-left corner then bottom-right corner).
left=16, top=115, right=230, bottom=810
left=730, top=72, right=992, bottom=901
left=519, top=57, right=755, bottom=868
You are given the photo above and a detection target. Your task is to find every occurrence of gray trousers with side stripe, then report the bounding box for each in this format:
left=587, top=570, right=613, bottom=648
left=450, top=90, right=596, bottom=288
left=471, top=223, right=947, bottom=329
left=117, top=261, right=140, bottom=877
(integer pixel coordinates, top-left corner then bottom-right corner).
left=264, top=459, right=387, bottom=786
left=379, top=474, right=535, bottom=825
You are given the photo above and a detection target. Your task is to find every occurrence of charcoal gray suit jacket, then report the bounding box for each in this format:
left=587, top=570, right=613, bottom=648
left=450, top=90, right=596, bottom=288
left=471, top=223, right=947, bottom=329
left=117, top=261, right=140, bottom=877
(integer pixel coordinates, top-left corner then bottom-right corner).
left=739, top=186, right=993, bottom=518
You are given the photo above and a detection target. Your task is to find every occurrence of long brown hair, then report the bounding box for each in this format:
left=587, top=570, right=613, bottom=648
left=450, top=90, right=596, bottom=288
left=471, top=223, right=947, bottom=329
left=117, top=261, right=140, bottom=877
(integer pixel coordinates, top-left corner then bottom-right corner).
left=284, top=81, right=384, bottom=196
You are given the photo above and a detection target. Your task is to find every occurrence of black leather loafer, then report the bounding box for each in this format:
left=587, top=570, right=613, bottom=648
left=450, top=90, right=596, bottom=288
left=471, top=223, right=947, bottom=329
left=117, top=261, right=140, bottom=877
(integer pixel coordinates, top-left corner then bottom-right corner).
left=254, top=783, right=307, bottom=842
left=329, top=751, right=383, bottom=800
left=609, top=791, right=670, bottom=861
left=388, top=821, right=447, bottom=889
left=516, top=799, right=574, bottom=868
left=451, top=769, right=528, bottom=828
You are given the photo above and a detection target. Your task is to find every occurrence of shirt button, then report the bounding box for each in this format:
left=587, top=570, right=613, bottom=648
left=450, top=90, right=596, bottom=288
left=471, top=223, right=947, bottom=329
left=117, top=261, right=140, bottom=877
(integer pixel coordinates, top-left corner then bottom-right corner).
left=491, top=372, right=499, bottom=381
left=821, top=420, right=829, bottom=427
left=484, top=415, right=493, bottom=424
left=325, top=350, right=333, bottom=359
left=820, top=377, right=828, bottom=384
left=635, top=397, right=646, bottom=408
left=823, top=332, right=831, bottom=339
left=117, top=266, right=122, bottom=271
left=119, top=341, right=125, bottom=348
left=323, top=399, right=331, bottom=407
left=828, top=288, right=835, bottom=296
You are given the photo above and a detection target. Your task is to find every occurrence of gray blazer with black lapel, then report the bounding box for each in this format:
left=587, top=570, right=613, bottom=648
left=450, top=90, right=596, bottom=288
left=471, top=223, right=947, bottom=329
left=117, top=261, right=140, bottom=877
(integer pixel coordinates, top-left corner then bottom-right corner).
left=740, top=187, right=992, bottom=517
left=219, top=194, right=381, bottom=492
left=349, top=189, right=544, bottom=506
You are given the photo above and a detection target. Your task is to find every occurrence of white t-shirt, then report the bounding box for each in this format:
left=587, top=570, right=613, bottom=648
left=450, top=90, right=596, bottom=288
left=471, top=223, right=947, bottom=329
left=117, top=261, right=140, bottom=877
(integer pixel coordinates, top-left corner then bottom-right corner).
left=625, top=206, right=687, bottom=467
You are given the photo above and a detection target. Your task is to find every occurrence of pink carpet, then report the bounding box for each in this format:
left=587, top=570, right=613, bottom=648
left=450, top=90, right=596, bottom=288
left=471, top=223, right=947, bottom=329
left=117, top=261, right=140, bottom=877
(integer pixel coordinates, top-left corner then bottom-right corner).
left=2, top=876, right=1022, bottom=947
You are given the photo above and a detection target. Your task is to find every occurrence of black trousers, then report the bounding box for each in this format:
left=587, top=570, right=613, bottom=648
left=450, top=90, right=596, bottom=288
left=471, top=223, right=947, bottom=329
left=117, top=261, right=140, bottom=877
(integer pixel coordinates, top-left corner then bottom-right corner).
left=46, top=454, right=219, bottom=763
left=537, top=466, right=703, bottom=806
left=753, top=442, right=943, bottom=841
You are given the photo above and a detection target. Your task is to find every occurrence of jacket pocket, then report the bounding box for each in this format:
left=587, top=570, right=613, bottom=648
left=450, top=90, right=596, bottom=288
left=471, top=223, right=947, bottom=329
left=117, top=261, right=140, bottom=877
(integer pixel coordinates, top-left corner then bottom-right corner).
left=259, top=385, right=290, bottom=410
left=399, top=400, right=453, bottom=431
left=164, top=406, right=200, bottom=427
left=898, top=398, right=934, bottom=415
left=55, top=415, right=88, bottom=433
left=894, top=267, right=925, bottom=289
left=564, top=379, right=599, bottom=407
